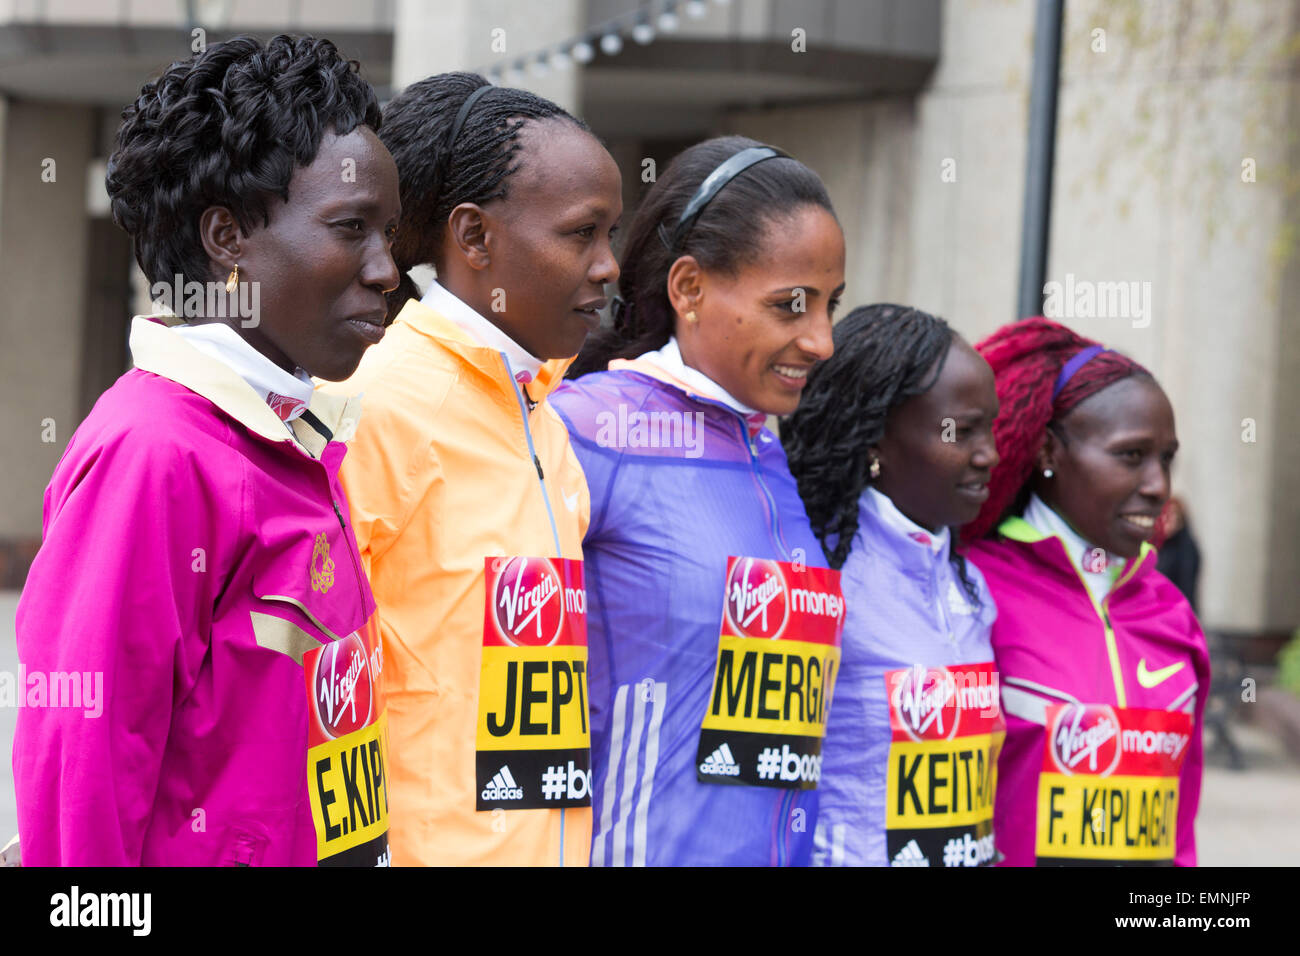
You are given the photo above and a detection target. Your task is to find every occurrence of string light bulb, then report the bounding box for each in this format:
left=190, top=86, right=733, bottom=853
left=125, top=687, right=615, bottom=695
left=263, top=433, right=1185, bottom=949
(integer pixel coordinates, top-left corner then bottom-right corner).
left=631, top=18, right=656, bottom=44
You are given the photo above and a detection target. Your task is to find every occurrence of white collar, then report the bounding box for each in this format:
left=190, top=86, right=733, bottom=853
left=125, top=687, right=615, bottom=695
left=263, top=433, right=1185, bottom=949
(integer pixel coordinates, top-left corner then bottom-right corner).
left=866, top=486, right=950, bottom=556
left=634, top=336, right=757, bottom=416
left=1023, top=493, right=1124, bottom=601
left=421, top=279, right=543, bottom=385
left=172, top=322, right=314, bottom=423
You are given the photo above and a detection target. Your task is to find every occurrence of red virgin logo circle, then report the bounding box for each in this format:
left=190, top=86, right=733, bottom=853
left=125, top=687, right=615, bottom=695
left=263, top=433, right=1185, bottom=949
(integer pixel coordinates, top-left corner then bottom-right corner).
left=1049, top=703, right=1121, bottom=776
left=724, top=557, right=789, bottom=640
left=492, top=557, right=565, bottom=646
left=313, top=631, right=373, bottom=739
left=892, top=665, right=961, bottom=741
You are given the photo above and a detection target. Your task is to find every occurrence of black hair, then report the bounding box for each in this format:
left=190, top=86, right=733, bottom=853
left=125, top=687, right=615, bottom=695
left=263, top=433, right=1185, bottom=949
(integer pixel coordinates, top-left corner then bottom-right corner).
left=782, top=303, right=985, bottom=606
left=963, top=317, right=1152, bottom=543
left=106, top=34, right=381, bottom=288
left=567, top=135, right=836, bottom=379
left=378, top=72, right=590, bottom=321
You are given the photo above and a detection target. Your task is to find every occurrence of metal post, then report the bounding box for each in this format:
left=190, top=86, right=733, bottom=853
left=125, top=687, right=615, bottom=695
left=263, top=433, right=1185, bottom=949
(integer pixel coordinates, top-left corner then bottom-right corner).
left=1016, top=0, right=1065, bottom=320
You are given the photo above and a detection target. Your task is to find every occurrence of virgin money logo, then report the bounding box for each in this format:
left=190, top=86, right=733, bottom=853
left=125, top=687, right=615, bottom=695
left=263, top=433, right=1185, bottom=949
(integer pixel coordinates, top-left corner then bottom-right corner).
left=313, top=632, right=373, bottom=739
left=492, top=557, right=565, bottom=646
left=892, top=665, right=960, bottom=741
left=724, top=557, right=789, bottom=640
left=1049, top=703, right=1121, bottom=776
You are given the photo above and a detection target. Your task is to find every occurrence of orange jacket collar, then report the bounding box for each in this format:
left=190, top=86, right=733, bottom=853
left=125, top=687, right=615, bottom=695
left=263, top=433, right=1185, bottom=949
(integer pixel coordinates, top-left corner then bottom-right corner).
left=392, top=299, right=574, bottom=398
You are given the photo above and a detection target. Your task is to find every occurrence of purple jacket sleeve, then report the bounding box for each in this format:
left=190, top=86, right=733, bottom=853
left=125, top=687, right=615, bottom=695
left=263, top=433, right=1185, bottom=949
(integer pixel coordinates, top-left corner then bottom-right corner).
left=12, top=426, right=231, bottom=865
left=550, top=383, right=623, bottom=542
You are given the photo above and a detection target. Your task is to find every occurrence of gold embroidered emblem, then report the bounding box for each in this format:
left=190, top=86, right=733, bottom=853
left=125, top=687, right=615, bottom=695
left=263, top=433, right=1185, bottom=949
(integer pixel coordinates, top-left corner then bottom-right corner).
left=310, top=532, right=336, bottom=594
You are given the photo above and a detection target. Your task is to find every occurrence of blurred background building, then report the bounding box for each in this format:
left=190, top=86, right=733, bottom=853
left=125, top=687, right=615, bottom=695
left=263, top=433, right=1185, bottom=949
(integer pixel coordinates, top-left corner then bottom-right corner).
left=1, top=1, right=1297, bottom=641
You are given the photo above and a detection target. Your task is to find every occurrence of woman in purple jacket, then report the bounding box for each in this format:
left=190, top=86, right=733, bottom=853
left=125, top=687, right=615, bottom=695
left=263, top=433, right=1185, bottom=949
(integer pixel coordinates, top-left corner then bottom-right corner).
left=553, top=137, right=845, bottom=865
left=783, top=304, right=1004, bottom=867
left=13, top=35, right=400, bottom=866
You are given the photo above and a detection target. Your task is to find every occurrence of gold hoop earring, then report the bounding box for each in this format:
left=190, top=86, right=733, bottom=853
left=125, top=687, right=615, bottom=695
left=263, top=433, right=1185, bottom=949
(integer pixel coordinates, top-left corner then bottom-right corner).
left=225, top=264, right=240, bottom=293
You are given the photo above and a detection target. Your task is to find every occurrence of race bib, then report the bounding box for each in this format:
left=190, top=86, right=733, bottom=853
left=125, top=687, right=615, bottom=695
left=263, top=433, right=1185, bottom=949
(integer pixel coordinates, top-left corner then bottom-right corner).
left=884, top=662, right=1004, bottom=867
left=304, top=617, right=391, bottom=866
left=475, top=556, right=590, bottom=810
left=1035, top=704, right=1192, bottom=865
left=697, top=556, right=844, bottom=789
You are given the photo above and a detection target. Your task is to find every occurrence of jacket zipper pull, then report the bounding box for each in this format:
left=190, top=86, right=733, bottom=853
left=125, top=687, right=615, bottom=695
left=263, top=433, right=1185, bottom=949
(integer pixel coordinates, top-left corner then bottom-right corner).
left=331, top=499, right=346, bottom=531
left=534, top=454, right=544, bottom=480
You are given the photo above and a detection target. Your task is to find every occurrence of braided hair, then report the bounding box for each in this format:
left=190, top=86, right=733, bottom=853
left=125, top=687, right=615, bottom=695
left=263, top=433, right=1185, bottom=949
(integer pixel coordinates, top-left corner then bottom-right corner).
left=106, top=34, right=381, bottom=288
left=567, top=135, right=835, bottom=379
left=783, top=304, right=956, bottom=571
left=378, top=72, right=589, bottom=321
left=962, top=317, right=1150, bottom=543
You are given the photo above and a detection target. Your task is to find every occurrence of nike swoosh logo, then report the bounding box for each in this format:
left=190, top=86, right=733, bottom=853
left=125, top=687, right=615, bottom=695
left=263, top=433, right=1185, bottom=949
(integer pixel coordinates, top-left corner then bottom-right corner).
left=1136, top=658, right=1185, bottom=688
left=562, top=489, right=579, bottom=513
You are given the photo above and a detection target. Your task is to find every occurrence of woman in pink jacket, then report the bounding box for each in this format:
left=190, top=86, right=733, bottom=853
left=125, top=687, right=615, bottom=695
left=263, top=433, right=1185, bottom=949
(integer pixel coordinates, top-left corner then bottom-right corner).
left=12, top=35, right=401, bottom=865
left=964, top=318, right=1209, bottom=866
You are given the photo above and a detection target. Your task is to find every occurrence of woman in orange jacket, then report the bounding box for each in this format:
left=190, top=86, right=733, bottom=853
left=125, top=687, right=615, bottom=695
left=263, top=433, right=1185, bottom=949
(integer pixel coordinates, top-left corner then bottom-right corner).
left=320, top=73, right=622, bottom=865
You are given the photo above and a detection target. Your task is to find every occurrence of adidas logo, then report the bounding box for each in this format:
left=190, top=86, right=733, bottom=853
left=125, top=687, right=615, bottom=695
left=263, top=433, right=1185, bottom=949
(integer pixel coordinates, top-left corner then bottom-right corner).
left=481, top=765, right=524, bottom=801
left=698, top=742, right=742, bottom=777
left=891, top=839, right=930, bottom=867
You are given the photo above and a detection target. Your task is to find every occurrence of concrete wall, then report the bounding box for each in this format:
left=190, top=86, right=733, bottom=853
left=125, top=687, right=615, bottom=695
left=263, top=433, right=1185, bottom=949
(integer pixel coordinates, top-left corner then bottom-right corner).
left=0, top=100, right=94, bottom=552
left=393, top=0, right=581, bottom=109
left=723, top=0, right=1300, bottom=633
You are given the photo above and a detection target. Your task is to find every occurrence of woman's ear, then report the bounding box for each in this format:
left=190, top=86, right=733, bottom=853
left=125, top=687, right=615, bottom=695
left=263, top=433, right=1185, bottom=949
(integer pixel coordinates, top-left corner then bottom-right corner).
left=198, top=206, right=243, bottom=280
left=447, top=202, right=491, bottom=270
left=1036, top=427, right=1063, bottom=476
left=666, top=255, right=704, bottom=329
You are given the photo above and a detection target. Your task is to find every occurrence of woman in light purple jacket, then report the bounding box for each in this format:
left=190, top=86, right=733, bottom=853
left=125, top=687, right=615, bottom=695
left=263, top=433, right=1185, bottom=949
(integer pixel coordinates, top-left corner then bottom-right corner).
left=553, top=136, right=845, bottom=866
left=12, top=35, right=400, bottom=865
left=783, top=304, right=1003, bottom=867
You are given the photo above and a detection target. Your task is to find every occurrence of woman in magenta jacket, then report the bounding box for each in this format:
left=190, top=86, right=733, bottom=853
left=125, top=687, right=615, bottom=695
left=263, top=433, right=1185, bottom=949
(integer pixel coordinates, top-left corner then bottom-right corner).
left=12, top=35, right=400, bottom=865
left=964, top=318, right=1209, bottom=866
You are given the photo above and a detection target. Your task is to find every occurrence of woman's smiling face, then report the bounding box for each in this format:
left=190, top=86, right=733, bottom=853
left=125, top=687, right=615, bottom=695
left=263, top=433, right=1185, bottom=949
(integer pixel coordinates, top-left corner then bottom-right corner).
left=674, top=204, right=845, bottom=416
left=1037, top=375, right=1179, bottom=558
left=873, top=338, right=1001, bottom=532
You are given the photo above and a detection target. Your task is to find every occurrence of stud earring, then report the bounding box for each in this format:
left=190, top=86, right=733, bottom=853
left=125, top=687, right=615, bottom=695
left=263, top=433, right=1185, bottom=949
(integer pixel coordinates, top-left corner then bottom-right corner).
left=225, top=264, right=240, bottom=293
left=869, top=456, right=881, bottom=479
left=1043, top=468, right=1054, bottom=478
left=684, top=310, right=698, bottom=324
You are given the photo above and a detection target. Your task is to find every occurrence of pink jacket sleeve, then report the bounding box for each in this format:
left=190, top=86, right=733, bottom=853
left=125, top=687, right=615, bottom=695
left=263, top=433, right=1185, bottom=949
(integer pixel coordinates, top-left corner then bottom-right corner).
left=1174, top=610, right=1212, bottom=867
left=12, top=427, right=230, bottom=865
